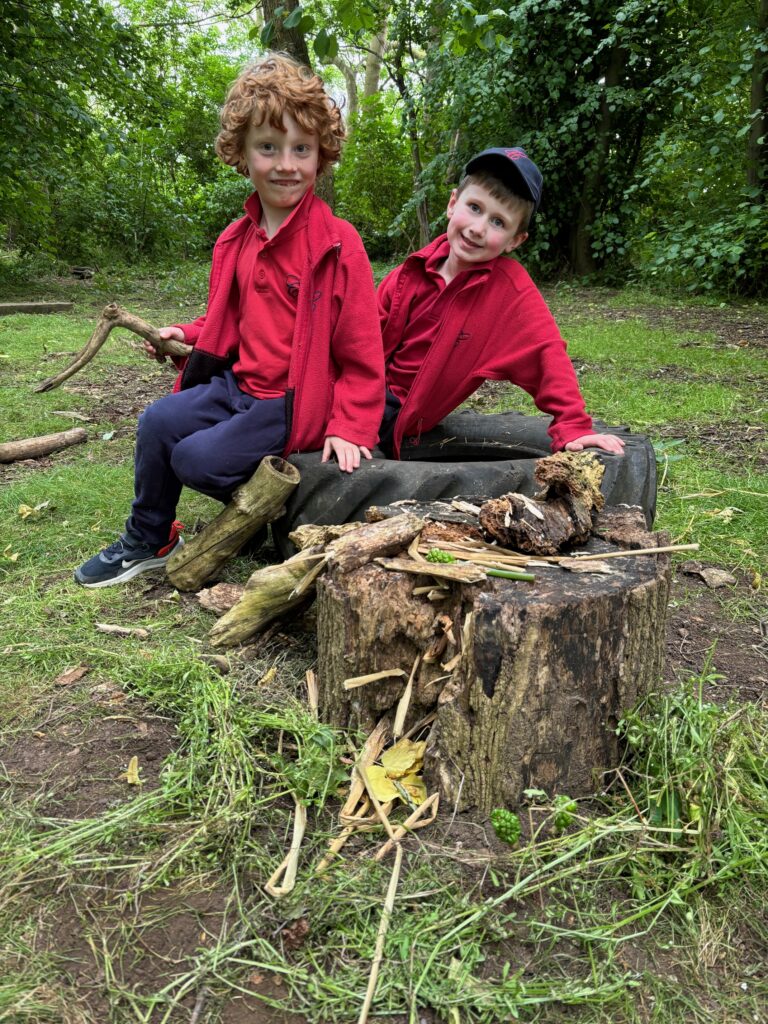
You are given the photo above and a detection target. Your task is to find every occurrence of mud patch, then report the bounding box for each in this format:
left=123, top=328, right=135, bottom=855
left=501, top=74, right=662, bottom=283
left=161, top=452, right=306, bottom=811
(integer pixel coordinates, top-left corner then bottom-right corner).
left=1, top=711, right=175, bottom=818
left=664, top=576, right=767, bottom=703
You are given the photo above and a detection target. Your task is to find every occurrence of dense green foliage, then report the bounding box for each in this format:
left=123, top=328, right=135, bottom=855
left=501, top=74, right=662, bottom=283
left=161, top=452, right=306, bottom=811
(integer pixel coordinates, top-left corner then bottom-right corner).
left=1, top=0, right=766, bottom=293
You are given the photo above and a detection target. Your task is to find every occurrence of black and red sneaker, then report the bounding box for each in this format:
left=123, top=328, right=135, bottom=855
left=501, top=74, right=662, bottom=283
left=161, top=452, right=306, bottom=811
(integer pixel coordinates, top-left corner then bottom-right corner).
left=74, top=522, right=185, bottom=589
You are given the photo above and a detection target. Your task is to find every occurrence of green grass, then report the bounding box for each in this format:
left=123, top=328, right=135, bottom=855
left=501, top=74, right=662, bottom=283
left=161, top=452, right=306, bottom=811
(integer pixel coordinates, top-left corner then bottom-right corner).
left=0, top=266, right=767, bottom=1023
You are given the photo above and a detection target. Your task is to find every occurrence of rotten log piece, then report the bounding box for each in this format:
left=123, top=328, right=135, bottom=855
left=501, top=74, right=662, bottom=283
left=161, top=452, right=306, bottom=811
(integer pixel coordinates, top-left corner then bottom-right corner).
left=209, top=546, right=323, bottom=647
left=34, top=302, right=193, bottom=393
left=316, top=518, right=672, bottom=813
left=167, top=456, right=301, bottom=591
left=0, top=427, right=87, bottom=463
left=325, top=513, right=424, bottom=573
left=479, top=451, right=605, bottom=554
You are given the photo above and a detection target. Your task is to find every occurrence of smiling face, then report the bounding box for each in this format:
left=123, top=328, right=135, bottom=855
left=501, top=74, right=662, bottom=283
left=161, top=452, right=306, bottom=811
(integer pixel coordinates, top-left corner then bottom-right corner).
left=243, top=112, right=320, bottom=233
left=444, top=183, right=528, bottom=274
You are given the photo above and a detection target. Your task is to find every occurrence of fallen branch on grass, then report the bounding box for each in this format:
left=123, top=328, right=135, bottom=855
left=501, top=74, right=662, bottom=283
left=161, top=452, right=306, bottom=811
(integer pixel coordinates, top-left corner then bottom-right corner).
left=33, top=302, right=192, bottom=393
left=0, top=427, right=88, bottom=463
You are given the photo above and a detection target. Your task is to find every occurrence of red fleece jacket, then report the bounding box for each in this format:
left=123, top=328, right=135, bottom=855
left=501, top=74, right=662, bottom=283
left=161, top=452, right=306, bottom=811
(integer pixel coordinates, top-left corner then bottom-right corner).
left=378, top=235, right=594, bottom=457
left=174, top=192, right=384, bottom=454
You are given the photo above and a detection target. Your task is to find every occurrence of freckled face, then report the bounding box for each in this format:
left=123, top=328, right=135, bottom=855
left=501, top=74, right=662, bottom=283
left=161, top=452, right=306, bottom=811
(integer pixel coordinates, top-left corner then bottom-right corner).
left=243, top=113, right=320, bottom=224
left=445, top=184, right=528, bottom=271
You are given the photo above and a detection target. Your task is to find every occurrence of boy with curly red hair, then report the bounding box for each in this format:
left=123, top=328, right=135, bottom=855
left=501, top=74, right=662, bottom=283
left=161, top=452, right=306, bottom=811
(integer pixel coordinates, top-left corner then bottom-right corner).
left=75, top=54, right=384, bottom=588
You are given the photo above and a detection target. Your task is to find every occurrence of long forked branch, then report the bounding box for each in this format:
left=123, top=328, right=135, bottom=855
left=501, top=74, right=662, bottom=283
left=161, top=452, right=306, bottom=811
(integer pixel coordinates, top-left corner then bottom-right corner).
left=34, top=302, right=193, bottom=393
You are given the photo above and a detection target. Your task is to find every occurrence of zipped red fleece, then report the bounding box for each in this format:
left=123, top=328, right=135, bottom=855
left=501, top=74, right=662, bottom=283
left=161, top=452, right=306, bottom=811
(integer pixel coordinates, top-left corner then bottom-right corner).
left=173, top=192, right=384, bottom=454
left=378, top=235, right=594, bottom=457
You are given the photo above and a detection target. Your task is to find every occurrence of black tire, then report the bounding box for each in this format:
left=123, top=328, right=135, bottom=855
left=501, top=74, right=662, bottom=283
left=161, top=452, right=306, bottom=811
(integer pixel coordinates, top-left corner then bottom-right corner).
left=272, top=410, right=656, bottom=559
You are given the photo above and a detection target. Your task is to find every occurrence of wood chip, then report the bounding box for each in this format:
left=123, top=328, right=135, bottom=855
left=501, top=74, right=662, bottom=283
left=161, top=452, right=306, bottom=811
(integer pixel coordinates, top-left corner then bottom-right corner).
left=343, top=669, right=407, bottom=690
left=393, top=655, right=421, bottom=739
left=560, top=559, right=615, bottom=574
left=95, top=623, right=150, bottom=639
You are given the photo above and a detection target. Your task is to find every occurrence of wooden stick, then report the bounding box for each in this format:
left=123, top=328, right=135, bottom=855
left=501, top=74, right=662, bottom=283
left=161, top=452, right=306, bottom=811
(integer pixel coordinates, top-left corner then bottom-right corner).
left=289, top=554, right=328, bottom=598
left=343, top=669, right=407, bottom=691
left=357, top=844, right=403, bottom=1024
left=208, top=546, right=321, bottom=647
left=327, top=514, right=424, bottom=573
left=340, top=719, right=390, bottom=823
left=373, top=793, right=440, bottom=862
left=306, top=670, right=318, bottom=718
left=264, top=799, right=307, bottom=898
left=393, top=655, right=421, bottom=739
left=562, top=543, right=699, bottom=560
left=315, top=823, right=359, bottom=874
left=33, top=302, right=192, bottom=392
left=0, top=427, right=87, bottom=463
left=402, top=711, right=436, bottom=741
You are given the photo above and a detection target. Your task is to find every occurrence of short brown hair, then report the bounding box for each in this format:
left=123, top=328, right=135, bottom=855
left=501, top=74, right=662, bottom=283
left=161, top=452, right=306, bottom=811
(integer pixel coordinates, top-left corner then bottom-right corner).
left=216, top=53, right=345, bottom=177
left=456, top=170, right=535, bottom=231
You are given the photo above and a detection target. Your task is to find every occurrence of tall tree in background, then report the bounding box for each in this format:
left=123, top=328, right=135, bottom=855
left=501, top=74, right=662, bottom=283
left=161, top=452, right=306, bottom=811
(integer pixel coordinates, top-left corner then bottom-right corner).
left=0, top=0, right=149, bottom=241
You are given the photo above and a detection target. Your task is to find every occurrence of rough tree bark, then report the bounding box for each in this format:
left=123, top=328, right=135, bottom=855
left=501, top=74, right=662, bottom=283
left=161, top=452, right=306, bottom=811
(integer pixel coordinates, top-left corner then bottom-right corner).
left=260, top=0, right=312, bottom=65
left=316, top=507, right=672, bottom=812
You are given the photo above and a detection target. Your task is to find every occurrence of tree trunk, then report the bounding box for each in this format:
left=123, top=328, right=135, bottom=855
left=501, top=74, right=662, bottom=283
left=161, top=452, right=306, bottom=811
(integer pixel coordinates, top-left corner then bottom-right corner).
left=316, top=509, right=672, bottom=813
left=570, top=44, right=624, bottom=275
left=260, top=0, right=312, bottom=65
left=333, top=55, right=359, bottom=119
left=392, top=39, right=430, bottom=247
left=167, top=456, right=301, bottom=591
left=0, top=427, right=87, bottom=463
left=747, top=0, right=768, bottom=197
left=363, top=19, right=389, bottom=98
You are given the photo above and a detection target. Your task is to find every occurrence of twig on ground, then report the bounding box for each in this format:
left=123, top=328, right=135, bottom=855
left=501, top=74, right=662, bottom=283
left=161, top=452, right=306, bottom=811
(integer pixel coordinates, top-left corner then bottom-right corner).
left=357, top=844, right=403, bottom=1024
left=373, top=793, right=440, bottom=861
left=265, top=798, right=307, bottom=898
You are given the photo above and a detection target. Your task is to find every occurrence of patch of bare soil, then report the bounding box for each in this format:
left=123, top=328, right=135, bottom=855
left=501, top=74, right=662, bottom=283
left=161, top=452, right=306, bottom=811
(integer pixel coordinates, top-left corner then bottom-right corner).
left=59, top=361, right=175, bottom=425
left=664, top=574, right=767, bottom=704
left=1, top=706, right=175, bottom=818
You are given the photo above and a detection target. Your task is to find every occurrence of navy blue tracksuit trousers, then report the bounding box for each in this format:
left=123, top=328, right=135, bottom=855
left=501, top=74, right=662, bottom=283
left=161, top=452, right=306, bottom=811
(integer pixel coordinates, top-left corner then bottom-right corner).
left=127, top=370, right=288, bottom=545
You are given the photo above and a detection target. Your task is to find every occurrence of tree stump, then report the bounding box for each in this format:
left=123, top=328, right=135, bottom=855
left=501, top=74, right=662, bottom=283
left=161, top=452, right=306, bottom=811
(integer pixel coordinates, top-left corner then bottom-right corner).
left=316, top=508, right=672, bottom=813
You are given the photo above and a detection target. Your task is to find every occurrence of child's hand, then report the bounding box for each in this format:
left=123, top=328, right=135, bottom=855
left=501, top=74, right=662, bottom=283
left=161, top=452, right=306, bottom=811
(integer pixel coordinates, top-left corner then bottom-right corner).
left=322, top=436, right=373, bottom=473
left=144, top=326, right=186, bottom=360
left=565, top=433, right=626, bottom=455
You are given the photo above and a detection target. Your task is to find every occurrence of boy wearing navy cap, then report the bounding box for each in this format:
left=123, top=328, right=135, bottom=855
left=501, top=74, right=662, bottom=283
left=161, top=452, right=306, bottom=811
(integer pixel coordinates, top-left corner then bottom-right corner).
left=378, top=147, right=624, bottom=458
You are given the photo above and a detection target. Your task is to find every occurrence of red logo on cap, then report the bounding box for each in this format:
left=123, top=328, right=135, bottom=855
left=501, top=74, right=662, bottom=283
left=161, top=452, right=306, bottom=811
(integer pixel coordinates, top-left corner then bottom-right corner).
left=504, top=149, right=526, bottom=161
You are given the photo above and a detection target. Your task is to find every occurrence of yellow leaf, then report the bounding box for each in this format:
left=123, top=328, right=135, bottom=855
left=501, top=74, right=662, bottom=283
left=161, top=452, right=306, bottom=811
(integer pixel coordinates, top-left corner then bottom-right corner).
left=3, top=545, right=19, bottom=562
left=18, top=504, right=35, bottom=519
left=400, top=772, right=427, bottom=803
left=118, top=755, right=142, bottom=786
left=259, top=666, right=277, bottom=686
left=381, top=738, right=426, bottom=778
left=364, top=764, right=400, bottom=802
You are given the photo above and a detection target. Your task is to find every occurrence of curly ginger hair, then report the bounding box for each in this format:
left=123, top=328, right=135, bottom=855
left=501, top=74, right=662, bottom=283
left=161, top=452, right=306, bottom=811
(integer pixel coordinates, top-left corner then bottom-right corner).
left=216, top=53, right=345, bottom=177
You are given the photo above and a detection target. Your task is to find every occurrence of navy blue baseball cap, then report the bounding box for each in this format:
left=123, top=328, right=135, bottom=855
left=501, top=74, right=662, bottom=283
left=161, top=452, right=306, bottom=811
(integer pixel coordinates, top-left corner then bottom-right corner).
left=465, top=147, right=543, bottom=213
